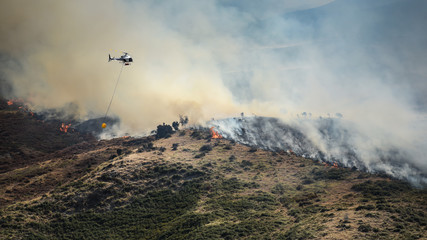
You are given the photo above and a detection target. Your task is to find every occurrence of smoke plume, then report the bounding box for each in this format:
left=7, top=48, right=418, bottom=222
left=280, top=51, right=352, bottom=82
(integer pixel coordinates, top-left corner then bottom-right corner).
left=1, top=0, right=426, bottom=185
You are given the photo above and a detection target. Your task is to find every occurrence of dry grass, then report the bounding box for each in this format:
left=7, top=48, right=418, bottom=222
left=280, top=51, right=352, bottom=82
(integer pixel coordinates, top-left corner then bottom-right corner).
left=1, top=128, right=426, bottom=239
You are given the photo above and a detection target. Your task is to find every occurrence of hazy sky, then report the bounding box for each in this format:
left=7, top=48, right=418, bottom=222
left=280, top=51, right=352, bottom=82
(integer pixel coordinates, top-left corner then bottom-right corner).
left=1, top=0, right=426, bottom=119
left=1, top=0, right=426, bottom=183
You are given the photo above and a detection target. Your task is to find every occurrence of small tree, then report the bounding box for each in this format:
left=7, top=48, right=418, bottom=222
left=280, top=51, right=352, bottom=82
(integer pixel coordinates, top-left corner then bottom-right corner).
left=172, top=121, right=179, bottom=131
left=156, top=123, right=173, bottom=139
left=179, top=115, right=189, bottom=126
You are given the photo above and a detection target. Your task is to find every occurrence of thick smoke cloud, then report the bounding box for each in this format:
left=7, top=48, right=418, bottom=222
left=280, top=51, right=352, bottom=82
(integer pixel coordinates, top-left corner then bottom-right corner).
left=0, top=0, right=248, bottom=130
left=212, top=116, right=427, bottom=187
left=1, top=0, right=426, bottom=185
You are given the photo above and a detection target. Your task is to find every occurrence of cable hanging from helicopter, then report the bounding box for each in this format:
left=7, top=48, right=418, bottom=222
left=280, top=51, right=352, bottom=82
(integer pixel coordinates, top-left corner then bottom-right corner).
left=102, top=52, right=133, bottom=129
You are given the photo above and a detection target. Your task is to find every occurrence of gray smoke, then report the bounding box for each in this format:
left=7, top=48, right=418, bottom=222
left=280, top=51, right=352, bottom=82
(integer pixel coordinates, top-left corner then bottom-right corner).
left=1, top=1, right=426, bottom=186
left=211, top=117, right=427, bottom=187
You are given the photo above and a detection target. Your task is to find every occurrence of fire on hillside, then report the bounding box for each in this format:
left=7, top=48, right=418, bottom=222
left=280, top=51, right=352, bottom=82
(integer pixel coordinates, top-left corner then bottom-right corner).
left=209, top=116, right=427, bottom=187
left=210, top=127, right=222, bottom=139
left=60, top=123, right=72, bottom=133
left=7, top=98, right=34, bottom=117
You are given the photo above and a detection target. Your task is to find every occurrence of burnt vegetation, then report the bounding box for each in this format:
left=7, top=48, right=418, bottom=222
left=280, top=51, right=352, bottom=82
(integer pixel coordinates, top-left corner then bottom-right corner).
left=0, top=101, right=95, bottom=174
left=0, top=109, right=426, bottom=239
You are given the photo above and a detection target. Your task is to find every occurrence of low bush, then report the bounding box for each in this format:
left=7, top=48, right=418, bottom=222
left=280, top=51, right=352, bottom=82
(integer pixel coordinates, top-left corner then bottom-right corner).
left=240, top=160, right=252, bottom=168
left=224, top=145, right=232, bottom=150
left=271, top=183, right=286, bottom=195
left=282, top=225, right=314, bottom=240
left=311, top=168, right=350, bottom=180
left=358, top=223, right=372, bottom=232
left=172, top=143, right=178, bottom=151
left=351, top=180, right=410, bottom=197
left=199, top=145, right=212, bottom=152
left=156, top=124, right=173, bottom=139
left=248, top=147, right=257, bottom=153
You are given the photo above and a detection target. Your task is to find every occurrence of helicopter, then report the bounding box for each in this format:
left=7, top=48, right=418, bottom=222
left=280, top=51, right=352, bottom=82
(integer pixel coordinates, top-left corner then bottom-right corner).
left=108, top=52, right=133, bottom=65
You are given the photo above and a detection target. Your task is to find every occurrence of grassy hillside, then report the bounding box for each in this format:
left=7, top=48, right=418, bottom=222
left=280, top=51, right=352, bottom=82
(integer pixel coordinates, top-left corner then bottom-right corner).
left=1, top=125, right=426, bottom=239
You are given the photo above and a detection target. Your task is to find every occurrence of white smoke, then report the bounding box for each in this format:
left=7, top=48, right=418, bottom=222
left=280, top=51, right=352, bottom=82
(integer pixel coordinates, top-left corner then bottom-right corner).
left=211, top=116, right=427, bottom=187
left=1, top=0, right=427, bottom=186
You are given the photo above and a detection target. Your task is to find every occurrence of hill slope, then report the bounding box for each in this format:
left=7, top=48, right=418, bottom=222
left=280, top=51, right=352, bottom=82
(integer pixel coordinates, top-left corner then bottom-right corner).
left=0, top=102, right=426, bottom=239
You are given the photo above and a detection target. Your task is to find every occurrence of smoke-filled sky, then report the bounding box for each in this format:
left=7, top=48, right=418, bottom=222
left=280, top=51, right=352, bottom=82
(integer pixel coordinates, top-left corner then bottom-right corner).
left=1, top=0, right=427, bottom=183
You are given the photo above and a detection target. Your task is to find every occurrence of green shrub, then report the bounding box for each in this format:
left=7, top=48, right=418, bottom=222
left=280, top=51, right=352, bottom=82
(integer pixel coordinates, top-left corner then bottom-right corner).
left=271, top=183, right=286, bottom=195
left=248, top=147, right=257, bottom=153
left=358, top=223, right=372, bottom=232
left=224, top=145, right=232, bottom=150
left=199, top=145, right=212, bottom=152
left=302, top=178, right=314, bottom=185
left=240, top=160, right=252, bottom=168
left=156, top=124, right=173, bottom=139
left=172, top=143, right=179, bottom=150
left=282, top=225, right=314, bottom=240
left=312, top=168, right=349, bottom=180
left=351, top=180, right=410, bottom=197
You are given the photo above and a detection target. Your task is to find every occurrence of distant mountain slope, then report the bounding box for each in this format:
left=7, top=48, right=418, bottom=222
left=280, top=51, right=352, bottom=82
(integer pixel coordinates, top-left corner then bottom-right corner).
left=0, top=121, right=426, bottom=239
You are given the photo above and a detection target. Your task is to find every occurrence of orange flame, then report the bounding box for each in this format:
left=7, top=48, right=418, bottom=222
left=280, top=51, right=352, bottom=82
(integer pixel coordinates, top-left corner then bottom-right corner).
left=210, top=127, right=222, bottom=139
left=60, top=123, right=72, bottom=133
left=6, top=99, right=35, bottom=117
left=7, top=98, right=24, bottom=106
left=323, top=162, right=339, bottom=168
